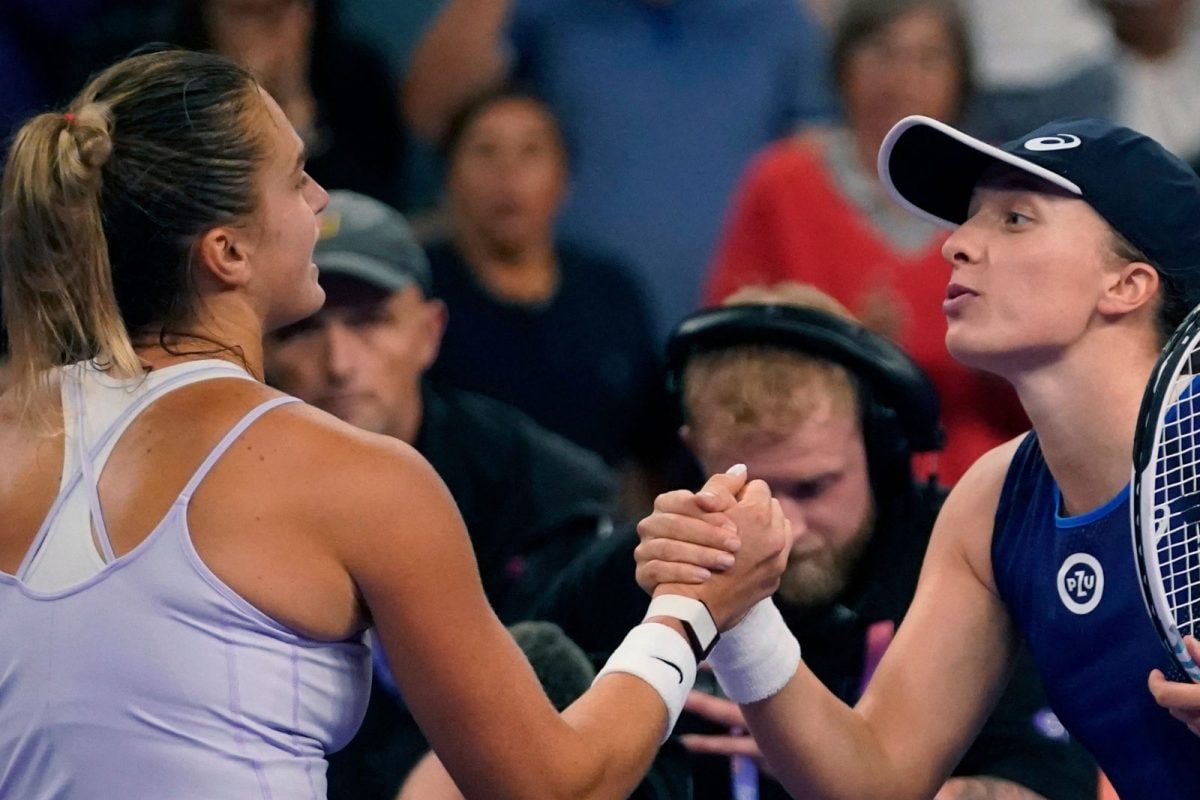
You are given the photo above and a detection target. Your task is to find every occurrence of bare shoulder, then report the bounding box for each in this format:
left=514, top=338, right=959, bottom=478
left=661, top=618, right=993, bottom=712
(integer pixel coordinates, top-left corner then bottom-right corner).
left=930, top=433, right=1029, bottom=591
left=248, top=400, right=447, bottom=512
left=941, top=433, right=1027, bottom=520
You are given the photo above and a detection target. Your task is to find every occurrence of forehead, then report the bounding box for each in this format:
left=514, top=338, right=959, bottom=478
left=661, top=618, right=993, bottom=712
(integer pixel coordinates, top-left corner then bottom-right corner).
left=462, top=98, right=559, bottom=139
left=975, top=163, right=1078, bottom=197
left=319, top=275, right=394, bottom=309
left=701, top=398, right=861, bottom=463
left=968, top=163, right=1085, bottom=217
left=858, top=3, right=952, bottom=44
left=256, top=89, right=304, bottom=165
left=209, top=0, right=294, bottom=14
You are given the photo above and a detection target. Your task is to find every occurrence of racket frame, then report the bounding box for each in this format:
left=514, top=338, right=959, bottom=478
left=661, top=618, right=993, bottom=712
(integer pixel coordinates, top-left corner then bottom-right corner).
left=1132, top=303, right=1200, bottom=683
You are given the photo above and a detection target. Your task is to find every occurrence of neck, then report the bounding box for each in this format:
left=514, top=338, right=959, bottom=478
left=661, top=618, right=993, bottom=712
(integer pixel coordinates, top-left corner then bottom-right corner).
left=854, top=129, right=885, bottom=184
left=454, top=227, right=559, bottom=304
left=388, top=386, right=425, bottom=445
left=1006, top=328, right=1156, bottom=515
left=134, top=300, right=266, bottom=381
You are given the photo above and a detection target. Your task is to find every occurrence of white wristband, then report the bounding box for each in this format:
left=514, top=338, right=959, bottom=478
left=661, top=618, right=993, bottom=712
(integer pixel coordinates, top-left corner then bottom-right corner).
left=594, top=622, right=697, bottom=741
left=644, top=594, right=719, bottom=661
left=706, top=598, right=801, bottom=704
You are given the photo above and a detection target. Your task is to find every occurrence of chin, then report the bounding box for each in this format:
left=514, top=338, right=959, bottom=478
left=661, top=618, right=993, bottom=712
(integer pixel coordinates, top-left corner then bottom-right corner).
left=776, top=558, right=847, bottom=610
left=945, top=328, right=1002, bottom=373
left=271, top=287, right=327, bottom=333
left=947, top=330, right=1059, bottom=381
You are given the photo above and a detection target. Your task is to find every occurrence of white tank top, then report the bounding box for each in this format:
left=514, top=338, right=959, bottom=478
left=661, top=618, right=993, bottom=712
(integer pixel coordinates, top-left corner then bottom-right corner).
left=1, top=359, right=372, bottom=799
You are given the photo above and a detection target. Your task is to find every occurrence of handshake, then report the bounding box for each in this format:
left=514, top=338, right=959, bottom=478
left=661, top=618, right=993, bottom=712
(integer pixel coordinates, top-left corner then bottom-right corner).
left=635, top=463, right=796, bottom=633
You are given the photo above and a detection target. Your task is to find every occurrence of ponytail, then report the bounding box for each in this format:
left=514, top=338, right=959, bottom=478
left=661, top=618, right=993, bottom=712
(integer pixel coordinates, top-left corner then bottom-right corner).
left=2, top=101, right=140, bottom=409
left=0, top=48, right=264, bottom=418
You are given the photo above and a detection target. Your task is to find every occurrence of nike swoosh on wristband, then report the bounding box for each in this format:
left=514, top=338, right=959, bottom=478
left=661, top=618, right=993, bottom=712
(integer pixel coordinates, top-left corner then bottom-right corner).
left=652, top=656, right=684, bottom=683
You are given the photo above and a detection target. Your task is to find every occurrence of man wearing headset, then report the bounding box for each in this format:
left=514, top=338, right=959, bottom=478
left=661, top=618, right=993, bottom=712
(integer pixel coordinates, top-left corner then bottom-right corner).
left=536, top=283, right=1095, bottom=800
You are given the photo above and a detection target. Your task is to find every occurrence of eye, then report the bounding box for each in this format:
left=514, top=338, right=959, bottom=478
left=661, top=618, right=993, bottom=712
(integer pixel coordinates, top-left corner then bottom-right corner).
left=344, top=306, right=392, bottom=329
left=782, top=477, right=833, bottom=502
left=1005, top=210, right=1032, bottom=226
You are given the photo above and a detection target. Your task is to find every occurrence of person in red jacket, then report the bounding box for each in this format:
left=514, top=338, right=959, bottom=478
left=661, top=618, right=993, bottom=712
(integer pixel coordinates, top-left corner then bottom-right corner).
left=706, top=0, right=1024, bottom=482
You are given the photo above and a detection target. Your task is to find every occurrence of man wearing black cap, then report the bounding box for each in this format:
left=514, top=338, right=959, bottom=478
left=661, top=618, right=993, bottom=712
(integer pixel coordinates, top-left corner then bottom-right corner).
left=634, top=116, right=1200, bottom=799
left=265, top=190, right=617, bottom=800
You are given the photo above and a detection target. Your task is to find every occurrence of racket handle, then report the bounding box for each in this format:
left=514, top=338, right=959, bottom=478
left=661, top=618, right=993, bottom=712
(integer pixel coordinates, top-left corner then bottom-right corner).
left=730, top=729, right=759, bottom=800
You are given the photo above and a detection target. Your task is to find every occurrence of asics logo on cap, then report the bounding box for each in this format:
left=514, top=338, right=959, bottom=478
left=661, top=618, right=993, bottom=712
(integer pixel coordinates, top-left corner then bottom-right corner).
left=1024, top=134, right=1082, bottom=152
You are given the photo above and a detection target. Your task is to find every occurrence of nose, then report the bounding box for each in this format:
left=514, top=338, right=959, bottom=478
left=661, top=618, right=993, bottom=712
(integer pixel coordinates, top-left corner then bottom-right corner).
left=777, top=496, right=809, bottom=539
left=320, top=320, right=360, bottom=381
left=941, top=218, right=982, bottom=268
left=308, top=176, right=330, bottom=214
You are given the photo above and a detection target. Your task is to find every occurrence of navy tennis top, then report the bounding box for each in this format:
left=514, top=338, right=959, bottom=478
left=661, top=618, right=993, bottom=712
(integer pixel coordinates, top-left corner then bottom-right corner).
left=992, top=432, right=1200, bottom=798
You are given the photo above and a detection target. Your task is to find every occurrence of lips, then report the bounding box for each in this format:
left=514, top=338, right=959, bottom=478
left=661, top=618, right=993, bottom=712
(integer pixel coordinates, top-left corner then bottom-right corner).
left=942, top=283, right=978, bottom=316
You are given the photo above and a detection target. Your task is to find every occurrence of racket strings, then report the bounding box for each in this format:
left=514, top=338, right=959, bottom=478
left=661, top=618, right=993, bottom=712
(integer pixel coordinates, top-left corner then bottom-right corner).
left=1153, top=365, right=1200, bottom=639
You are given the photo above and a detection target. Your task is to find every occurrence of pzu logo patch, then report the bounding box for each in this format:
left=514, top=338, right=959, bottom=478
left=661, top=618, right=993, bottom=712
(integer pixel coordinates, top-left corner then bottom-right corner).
left=1057, top=553, right=1104, bottom=614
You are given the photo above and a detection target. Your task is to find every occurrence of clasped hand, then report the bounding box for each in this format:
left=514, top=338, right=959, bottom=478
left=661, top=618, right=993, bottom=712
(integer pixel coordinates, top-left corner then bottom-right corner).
left=634, top=466, right=793, bottom=631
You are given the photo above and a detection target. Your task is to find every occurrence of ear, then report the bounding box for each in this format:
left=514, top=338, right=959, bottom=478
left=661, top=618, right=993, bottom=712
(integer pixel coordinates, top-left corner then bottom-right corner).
left=415, top=297, right=448, bottom=371
left=1097, top=260, right=1160, bottom=317
left=193, top=225, right=254, bottom=290
left=679, top=423, right=696, bottom=452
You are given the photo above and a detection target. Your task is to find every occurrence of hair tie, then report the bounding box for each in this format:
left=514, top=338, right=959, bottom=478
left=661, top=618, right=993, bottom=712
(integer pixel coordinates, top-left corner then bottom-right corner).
left=63, top=113, right=76, bottom=127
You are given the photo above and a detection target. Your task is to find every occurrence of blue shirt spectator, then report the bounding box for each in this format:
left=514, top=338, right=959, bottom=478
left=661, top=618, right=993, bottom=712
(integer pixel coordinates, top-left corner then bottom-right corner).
left=404, top=0, right=834, bottom=340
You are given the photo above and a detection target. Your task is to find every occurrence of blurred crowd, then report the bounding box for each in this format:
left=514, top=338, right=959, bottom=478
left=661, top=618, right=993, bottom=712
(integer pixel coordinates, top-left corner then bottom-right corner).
left=1, top=1, right=1191, bottom=797
left=3, top=0, right=1199, bottom=487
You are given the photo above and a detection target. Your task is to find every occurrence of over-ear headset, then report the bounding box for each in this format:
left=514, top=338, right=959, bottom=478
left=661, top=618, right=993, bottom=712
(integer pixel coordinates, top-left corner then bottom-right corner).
left=665, top=304, right=945, bottom=474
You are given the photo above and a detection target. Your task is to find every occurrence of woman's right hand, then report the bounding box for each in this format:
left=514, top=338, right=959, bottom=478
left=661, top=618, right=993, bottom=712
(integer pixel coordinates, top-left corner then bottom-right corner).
left=635, top=468, right=793, bottom=630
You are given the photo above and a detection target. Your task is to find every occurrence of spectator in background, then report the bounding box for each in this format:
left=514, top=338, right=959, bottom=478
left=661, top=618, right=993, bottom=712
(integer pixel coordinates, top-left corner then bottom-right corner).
left=705, top=0, right=1025, bottom=483
left=266, top=189, right=614, bottom=629
left=68, top=0, right=406, bottom=207
left=425, top=88, right=674, bottom=504
left=179, top=0, right=406, bottom=207
left=536, top=284, right=1097, bottom=800
left=0, top=0, right=111, bottom=139
left=957, top=0, right=1117, bottom=143
left=403, top=0, right=834, bottom=340
left=264, top=190, right=619, bottom=800
left=1102, top=0, right=1200, bottom=172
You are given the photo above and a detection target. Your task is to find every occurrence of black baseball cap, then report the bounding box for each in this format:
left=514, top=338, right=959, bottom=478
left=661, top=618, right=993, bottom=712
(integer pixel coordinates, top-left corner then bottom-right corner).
left=313, top=191, right=432, bottom=296
left=878, top=115, right=1200, bottom=281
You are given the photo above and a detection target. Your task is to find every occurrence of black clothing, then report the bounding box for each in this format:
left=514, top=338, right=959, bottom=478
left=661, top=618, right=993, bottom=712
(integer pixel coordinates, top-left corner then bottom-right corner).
left=534, top=480, right=1099, bottom=800
left=416, top=383, right=616, bottom=621
left=427, top=239, right=675, bottom=469
left=327, top=383, right=616, bottom=800
left=63, top=0, right=406, bottom=209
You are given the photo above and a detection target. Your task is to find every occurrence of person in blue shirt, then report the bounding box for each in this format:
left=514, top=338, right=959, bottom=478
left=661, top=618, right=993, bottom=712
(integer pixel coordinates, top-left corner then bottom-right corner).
left=403, top=0, right=834, bottom=339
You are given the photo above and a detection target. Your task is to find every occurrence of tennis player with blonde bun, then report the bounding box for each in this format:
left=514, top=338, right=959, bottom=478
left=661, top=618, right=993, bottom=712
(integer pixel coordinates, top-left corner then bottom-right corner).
left=0, top=48, right=790, bottom=799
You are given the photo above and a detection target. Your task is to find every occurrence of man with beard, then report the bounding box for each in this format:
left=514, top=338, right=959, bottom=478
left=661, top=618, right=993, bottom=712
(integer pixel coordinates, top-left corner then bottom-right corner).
left=534, top=283, right=1096, bottom=800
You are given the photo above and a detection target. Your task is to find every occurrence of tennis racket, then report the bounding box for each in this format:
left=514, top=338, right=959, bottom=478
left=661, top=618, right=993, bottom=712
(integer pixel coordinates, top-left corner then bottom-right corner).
left=1132, top=303, right=1200, bottom=683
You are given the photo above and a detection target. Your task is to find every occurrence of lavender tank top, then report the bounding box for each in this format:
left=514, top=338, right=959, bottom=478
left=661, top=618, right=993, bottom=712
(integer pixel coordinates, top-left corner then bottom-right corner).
left=0, top=361, right=371, bottom=799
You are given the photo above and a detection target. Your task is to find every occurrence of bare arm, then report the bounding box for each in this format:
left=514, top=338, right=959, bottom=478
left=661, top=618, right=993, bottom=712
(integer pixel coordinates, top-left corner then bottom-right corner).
left=637, top=442, right=1024, bottom=799
left=681, top=693, right=1048, bottom=800
left=935, top=777, right=1049, bottom=800
left=402, top=0, right=512, bottom=142
left=324, top=441, right=785, bottom=799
